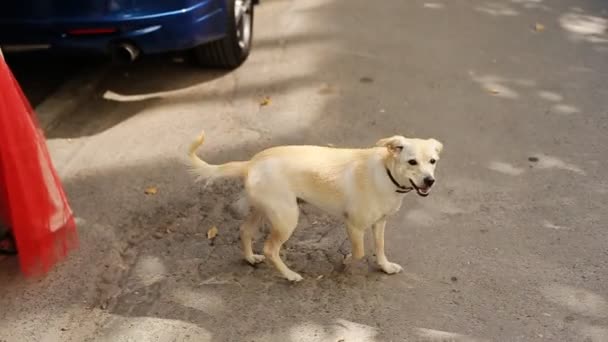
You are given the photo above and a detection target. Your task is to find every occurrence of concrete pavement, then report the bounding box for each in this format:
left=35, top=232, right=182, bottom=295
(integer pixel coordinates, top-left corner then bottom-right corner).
left=1, top=0, right=607, bottom=341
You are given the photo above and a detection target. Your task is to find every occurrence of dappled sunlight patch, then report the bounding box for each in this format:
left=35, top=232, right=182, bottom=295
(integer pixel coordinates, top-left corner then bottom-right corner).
left=475, top=3, right=519, bottom=16
left=511, top=0, right=550, bottom=11
left=552, top=104, right=581, bottom=115
left=103, top=89, right=162, bottom=102
left=292, top=0, right=332, bottom=12
left=133, top=255, right=167, bottom=287
left=542, top=220, right=571, bottom=230
left=100, top=70, right=230, bottom=102
left=289, top=319, right=378, bottom=342
left=542, top=284, right=608, bottom=318
left=66, top=18, right=333, bottom=148
left=423, top=2, right=445, bottom=10
left=470, top=73, right=519, bottom=99
left=486, top=84, right=518, bottom=99
left=559, top=13, right=608, bottom=44
left=570, top=7, right=585, bottom=14
left=586, top=36, right=608, bottom=44
left=473, top=84, right=581, bottom=115
left=560, top=13, right=607, bottom=36
left=101, top=61, right=317, bottom=104
left=538, top=90, right=563, bottom=102
left=414, top=328, right=488, bottom=342
left=488, top=161, right=524, bottom=176
left=530, top=154, right=585, bottom=175
left=511, top=0, right=542, bottom=3
left=99, top=316, right=212, bottom=342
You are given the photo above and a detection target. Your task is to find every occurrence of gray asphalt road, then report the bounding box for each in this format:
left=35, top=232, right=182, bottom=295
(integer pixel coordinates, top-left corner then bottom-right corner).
left=1, top=0, right=607, bottom=341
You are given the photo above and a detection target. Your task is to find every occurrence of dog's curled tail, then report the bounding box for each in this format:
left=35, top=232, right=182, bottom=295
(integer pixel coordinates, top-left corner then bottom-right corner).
left=188, top=130, right=249, bottom=182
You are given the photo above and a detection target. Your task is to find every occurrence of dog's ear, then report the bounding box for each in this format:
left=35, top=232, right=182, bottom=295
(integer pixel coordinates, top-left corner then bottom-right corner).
left=429, top=138, right=443, bottom=155
left=376, top=136, right=405, bottom=156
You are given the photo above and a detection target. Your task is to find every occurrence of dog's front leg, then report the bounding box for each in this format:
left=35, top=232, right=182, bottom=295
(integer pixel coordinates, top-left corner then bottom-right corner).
left=373, top=219, right=403, bottom=274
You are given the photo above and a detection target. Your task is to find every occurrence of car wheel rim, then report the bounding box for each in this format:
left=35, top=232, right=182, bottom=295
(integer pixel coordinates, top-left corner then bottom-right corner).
left=235, top=0, right=252, bottom=50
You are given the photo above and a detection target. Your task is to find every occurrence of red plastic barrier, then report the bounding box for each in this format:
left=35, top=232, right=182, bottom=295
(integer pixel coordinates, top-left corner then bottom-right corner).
left=0, top=50, right=77, bottom=276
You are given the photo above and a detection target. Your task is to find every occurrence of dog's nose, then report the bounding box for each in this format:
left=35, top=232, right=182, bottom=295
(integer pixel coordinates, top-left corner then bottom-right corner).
left=424, top=177, right=435, bottom=187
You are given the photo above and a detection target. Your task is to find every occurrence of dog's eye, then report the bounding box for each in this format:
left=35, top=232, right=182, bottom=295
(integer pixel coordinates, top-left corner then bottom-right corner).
left=408, top=159, right=418, bottom=166
left=430, top=159, right=436, bottom=164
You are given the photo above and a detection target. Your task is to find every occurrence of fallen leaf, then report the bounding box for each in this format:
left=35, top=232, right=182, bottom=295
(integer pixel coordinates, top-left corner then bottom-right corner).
left=318, top=83, right=336, bottom=95
left=144, top=186, right=158, bottom=195
left=534, top=23, right=545, bottom=31
left=489, top=89, right=500, bottom=95
left=207, top=226, right=219, bottom=240
left=260, top=96, right=271, bottom=106
left=316, top=275, right=324, bottom=280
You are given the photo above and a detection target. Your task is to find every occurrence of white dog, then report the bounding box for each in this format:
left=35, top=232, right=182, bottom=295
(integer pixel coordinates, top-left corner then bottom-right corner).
left=189, top=132, right=443, bottom=282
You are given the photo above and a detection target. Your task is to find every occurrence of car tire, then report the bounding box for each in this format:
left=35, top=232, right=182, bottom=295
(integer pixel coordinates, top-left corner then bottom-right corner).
left=193, top=0, right=254, bottom=69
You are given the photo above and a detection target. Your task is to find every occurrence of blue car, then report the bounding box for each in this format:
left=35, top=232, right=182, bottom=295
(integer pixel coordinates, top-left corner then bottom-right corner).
left=0, top=0, right=257, bottom=69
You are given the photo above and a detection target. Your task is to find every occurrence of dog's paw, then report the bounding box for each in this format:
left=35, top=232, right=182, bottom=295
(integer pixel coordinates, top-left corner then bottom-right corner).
left=245, top=254, right=265, bottom=265
left=380, top=262, right=403, bottom=274
left=284, top=271, right=304, bottom=282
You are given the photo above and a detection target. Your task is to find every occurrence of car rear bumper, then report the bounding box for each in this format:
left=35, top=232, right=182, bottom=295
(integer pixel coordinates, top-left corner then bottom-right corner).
left=0, top=0, right=227, bottom=55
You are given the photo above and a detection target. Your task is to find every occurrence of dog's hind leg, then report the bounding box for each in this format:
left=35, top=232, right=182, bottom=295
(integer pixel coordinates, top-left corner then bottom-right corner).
left=346, top=224, right=366, bottom=261
left=261, top=199, right=302, bottom=282
left=240, top=210, right=265, bottom=265
left=342, top=223, right=366, bottom=270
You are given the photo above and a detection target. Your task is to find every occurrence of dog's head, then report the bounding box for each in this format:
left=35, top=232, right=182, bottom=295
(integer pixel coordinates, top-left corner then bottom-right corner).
left=377, top=135, right=443, bottom=197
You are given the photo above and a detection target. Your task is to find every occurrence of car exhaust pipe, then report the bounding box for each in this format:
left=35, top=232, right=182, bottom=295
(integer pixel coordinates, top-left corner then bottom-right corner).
left=111, top=42, right=140, bottom=64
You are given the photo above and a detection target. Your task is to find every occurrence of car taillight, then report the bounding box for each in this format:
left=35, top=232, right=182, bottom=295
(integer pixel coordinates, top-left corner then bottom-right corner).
left=67, top=28, right=118, bottom=35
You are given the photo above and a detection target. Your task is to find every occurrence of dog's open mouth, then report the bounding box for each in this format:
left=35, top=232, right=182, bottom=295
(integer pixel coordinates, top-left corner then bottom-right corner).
left=409, top=179, right=431, bottom=197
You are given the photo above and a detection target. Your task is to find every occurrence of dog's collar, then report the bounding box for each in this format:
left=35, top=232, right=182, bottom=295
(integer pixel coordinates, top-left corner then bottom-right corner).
left=385, top=168, right=413, bottom=194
